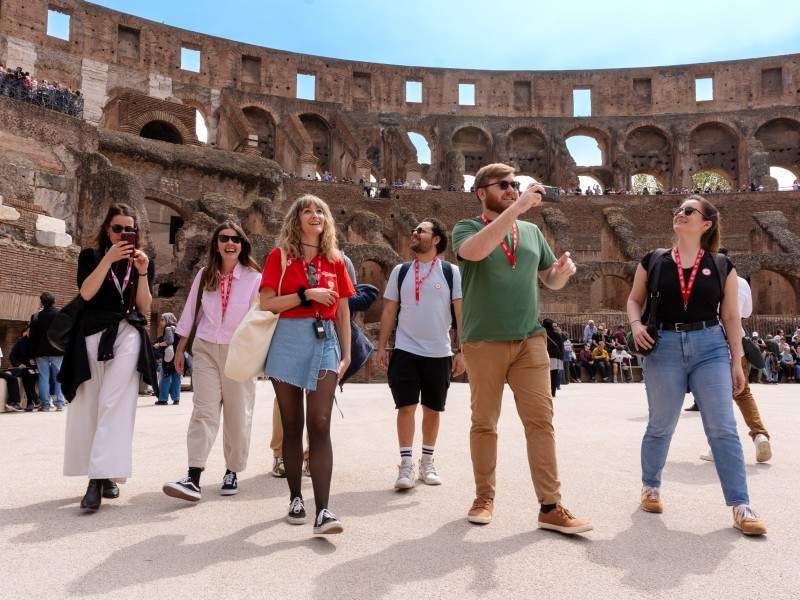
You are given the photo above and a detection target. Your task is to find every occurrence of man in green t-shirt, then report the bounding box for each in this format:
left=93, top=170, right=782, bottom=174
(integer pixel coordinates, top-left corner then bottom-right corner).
left=452, top=162, right=592, bottom=535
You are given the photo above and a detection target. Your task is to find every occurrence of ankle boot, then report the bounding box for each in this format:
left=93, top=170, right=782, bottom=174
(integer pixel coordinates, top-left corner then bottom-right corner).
left=101, top=479, right=120, bottom=499
left=80, top=479, right=102, bottom=511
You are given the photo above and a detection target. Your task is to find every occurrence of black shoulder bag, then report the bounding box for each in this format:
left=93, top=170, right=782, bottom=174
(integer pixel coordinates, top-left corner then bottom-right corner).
left=626, top=248, right=669, bottom=356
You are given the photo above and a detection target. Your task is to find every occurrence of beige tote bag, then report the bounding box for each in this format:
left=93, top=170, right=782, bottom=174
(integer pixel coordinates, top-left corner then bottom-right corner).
left=224, top=250, right=287, bottom=382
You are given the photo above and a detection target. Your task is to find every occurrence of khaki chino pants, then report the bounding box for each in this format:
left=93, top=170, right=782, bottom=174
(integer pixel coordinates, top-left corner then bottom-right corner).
left=463, top=334, right=561, bottom=505
left=187, top=338, right=256, bottom=473
left=735, top=355, right=769, bottom=440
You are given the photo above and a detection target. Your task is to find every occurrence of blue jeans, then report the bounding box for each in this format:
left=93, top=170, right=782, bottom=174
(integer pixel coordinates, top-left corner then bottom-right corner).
left=641, top=325, right=749, bottom=506
left=36, top=356, right=65, bottom=407
left=158, top=364, right=181, bottom=402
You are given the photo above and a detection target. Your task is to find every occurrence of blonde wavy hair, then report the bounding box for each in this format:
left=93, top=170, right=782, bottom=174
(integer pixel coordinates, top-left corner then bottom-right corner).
left=277, top=194, right=341, bottom=261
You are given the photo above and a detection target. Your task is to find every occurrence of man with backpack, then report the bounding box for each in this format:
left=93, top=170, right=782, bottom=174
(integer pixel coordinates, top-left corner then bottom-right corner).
left=376, top=218, right=464, bottom=490
left=28, top=291, right=66, bottom=411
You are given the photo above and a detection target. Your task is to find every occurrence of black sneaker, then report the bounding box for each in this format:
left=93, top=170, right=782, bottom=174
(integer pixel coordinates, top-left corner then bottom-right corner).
left=313, top=508, right=343, bottom=535
left=220, top=470, right=238, bottom=496
left=162, top=476, right=201, bottom=501
left=287, top=496, right=307, bottom=524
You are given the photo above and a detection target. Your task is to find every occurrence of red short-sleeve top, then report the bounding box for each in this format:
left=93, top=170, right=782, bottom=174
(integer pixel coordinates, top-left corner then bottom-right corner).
left=260, top=248, right=355, bottom=320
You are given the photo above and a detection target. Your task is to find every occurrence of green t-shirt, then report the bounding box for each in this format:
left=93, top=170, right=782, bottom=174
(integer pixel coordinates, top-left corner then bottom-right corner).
left=452, top=217, right=556, bottom=342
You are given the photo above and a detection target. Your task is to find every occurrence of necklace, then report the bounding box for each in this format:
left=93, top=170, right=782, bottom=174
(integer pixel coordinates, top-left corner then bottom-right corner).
left=414, top=257, right=438, bottom=303
left=301, top=242, right=320, bottom=248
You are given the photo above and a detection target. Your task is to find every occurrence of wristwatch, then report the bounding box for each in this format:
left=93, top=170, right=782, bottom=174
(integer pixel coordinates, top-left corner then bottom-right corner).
left=297, top=286, right=312, bottom=308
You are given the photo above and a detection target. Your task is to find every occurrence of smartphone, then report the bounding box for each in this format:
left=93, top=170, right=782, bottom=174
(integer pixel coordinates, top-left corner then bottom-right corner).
left=120, top=231, right=138, bottom=248
left=540, top=185, right=561, bottom=202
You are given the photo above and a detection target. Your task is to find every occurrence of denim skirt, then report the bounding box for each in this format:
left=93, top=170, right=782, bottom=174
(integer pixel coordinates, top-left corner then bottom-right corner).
left=265, top=317, right=341, bottom=391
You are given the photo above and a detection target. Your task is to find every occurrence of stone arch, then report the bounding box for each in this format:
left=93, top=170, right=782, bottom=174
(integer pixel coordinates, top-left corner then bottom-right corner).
left=754, top=117, right=800, bottom=176
left=564, top=125, right=611, bottom=165
left=299, top=113, right=332, bottom=173
left=178, top=98, right=213, bottom=144
left=750, top=270, right=797, bottom=314
left=624, top=125, right=672, bottom=181
left=242, top=106, right=277, bottom=160
left=688, top=121, right=740, bottom=183
left=507, top=126, right=548, bottom=179
left=130, top=110, right=194, bottom=145
left=452, top=125, right=493, bottom=175
left=140, top=120, right=184, bottom=144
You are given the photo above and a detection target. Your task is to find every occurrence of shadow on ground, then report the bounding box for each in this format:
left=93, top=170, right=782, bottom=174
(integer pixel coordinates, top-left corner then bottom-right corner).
left=584, top=508, right=763, bottom=591
left=66, top=487, right=422, bottom=596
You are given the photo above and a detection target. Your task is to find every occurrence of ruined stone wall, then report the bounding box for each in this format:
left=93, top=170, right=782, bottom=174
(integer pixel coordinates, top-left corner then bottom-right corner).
left=1, top=0, right=799, bottom=193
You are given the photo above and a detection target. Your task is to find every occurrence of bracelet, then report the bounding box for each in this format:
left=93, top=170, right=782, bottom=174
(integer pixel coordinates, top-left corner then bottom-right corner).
left=630, top=319, right=641, bottom=325
left=138, top=272, right=148, bottom=277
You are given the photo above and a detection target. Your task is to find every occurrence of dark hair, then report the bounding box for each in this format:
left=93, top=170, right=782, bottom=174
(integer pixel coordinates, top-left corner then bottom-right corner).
left=718, top=247, right=728, bottom=256
left=40, top=291, right=55, bottom=309
left=684, top=194, right=721, bottom=252
left=200, top=220, right=261, bottom=292
left=94, top=203, right=137, bottom=249
left=423, top=217, right=448, bottom=255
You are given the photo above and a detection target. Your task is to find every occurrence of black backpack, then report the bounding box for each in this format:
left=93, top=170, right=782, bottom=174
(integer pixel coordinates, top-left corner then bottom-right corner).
left=395, top=260, right=457, bottom=330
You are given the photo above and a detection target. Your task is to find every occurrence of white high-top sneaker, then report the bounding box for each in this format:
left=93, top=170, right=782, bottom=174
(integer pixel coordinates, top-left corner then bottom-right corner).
left=754, top=434, right=772, bottom=463
left=394, top=458, right=415, bottom=490
left=419, top=457, right=442, bottom=486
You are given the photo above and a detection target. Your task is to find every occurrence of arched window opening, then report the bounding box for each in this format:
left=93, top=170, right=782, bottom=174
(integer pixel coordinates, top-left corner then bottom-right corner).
left=566, top=135, right=602, bottom=166
left=140, top=121, right=183, bottom=144
left=691, top=171, right=732, bottom=193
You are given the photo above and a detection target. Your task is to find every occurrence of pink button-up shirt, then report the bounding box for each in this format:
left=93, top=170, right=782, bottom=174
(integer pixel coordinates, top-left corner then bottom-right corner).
left=176, top=263, right=262, bottom=345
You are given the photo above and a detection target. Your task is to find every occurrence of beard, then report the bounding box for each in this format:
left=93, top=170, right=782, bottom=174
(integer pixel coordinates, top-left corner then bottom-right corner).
left=484, top=193, right=512, bottom=214
left=410, top=239, right=431, bottom=254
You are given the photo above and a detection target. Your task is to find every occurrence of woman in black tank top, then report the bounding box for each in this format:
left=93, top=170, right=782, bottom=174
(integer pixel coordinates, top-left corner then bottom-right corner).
left=626, top=195, right=766, bottom=536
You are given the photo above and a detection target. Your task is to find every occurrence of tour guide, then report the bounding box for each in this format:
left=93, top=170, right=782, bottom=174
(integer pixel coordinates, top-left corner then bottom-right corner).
left=452, top=162, right=592, bottom=534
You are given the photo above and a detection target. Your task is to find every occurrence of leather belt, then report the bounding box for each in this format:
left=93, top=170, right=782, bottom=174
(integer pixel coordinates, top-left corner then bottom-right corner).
left=659, top=319, right=719, bottom=332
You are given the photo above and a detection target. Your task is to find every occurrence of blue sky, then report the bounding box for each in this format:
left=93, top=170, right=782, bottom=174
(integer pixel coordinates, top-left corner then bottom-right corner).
left=89, top=1, right=800, bottom=188
left=91, top=0, right=800, bottom=70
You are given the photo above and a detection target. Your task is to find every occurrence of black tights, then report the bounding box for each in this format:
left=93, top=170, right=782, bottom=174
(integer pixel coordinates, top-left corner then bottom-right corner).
left=272, top=371, right=337, bottom=516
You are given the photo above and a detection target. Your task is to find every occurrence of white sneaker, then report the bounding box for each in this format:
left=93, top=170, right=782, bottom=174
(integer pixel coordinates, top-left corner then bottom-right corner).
left=700, top=448, right=713, bottom=462
left=418, top=458, right=442, bottom=485
left=754, top=434, right=772, bottom=463
left=394, top=459, right=415, bottom=490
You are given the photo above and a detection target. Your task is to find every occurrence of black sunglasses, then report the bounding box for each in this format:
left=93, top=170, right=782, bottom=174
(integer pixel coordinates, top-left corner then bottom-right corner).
left=110, top=224, right=136, bottom=234
left=672, top=206, right=711, bottom=219
left=307, top=263, right=318, bottom=286
left=412, top=226, right=433, bottom=235
left=479, top=180, right=521, bottom=191
left=218, top=234, right=243, bottom=244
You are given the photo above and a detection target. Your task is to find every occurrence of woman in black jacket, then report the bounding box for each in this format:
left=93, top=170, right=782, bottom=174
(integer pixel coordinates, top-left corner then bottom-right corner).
left=542, top=319, right=563, bottom=397
left=61, top=203, right=156, bottom=512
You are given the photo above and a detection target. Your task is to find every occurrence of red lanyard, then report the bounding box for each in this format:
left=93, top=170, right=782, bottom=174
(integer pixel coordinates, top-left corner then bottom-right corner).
left=414, top=257, right=438, bottom=303
left=674, top=247, right=704, bottom=311
left=108, top=260, right=133, bottom=304
left=219, top=271, right=234, bottom=319
left=480, top=214, right=518, bottom=269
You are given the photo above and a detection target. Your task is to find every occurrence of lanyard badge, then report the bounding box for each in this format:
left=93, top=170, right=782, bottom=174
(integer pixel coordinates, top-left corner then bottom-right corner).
left=674, top=247, right=705, bottom=311
left=414, top=257, right=438, bottom=303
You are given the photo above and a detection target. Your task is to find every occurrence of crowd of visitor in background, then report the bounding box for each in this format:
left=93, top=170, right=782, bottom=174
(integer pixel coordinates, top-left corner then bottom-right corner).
left=0, top=63, right=84, bottom=118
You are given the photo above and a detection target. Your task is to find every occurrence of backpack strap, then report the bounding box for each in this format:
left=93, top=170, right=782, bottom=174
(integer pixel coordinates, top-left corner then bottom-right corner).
left=710, top=252, right=728, bottom=302
left=441, top=261, right=454, bottom=299
left=395, top=261, right=413, bottom=310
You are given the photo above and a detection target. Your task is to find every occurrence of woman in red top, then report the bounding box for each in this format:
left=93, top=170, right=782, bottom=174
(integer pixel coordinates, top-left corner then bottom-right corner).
left=260, top=194, right=353, bottom=535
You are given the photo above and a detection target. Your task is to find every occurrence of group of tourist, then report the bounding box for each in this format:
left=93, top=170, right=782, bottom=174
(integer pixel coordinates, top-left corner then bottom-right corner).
left=1, top=292, right=67, bottom=412
left=8, top=161, right=780, bottom=540
left=0, top=64, right=84, bottom=118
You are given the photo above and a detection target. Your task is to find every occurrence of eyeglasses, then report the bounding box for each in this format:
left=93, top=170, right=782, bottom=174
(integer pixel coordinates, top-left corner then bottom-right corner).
left=307, top=263, right=318, bottom=286
left=479, top=180, right=521, bottom=191
left=217, top=234, right=243, bottom=244
left=412, top=226, right=433, bottom=235
left=672, top=206, right=711, bottom=219
left=110, top=225, right=136, bottom=234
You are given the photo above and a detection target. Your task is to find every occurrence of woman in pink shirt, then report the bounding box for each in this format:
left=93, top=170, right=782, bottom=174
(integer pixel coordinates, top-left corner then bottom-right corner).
left=162, top=221, right=262, bottom=502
